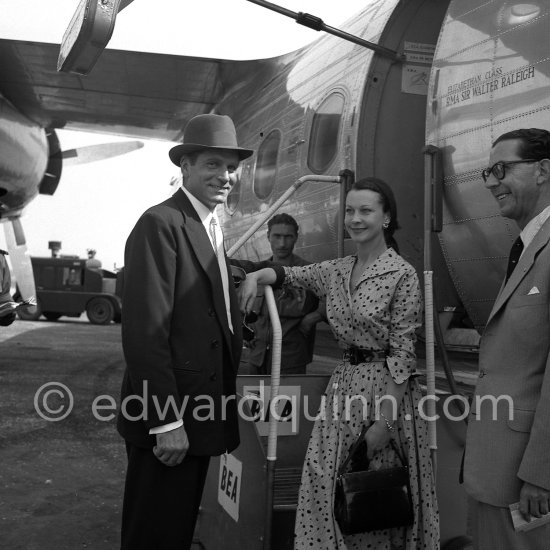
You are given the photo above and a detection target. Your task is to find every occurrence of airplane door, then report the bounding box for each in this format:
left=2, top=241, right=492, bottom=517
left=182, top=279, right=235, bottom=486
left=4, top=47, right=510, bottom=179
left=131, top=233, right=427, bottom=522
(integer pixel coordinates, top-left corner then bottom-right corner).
left=426, top=0, right=550, bottom=330
left=356, top=0, right=458, bottom=313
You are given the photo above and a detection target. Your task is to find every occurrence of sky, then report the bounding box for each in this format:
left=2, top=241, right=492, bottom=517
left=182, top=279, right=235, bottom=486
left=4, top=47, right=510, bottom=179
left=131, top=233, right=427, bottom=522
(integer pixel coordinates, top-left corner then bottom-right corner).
left=0, top=0, right=367, bottom=271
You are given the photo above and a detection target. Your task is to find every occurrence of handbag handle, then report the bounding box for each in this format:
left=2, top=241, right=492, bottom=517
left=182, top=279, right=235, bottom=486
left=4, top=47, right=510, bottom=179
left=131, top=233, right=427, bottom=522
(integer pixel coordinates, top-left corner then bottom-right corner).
left=337, top=424, right=408, bottom=477
left=338, top=425, right=368, bottom=476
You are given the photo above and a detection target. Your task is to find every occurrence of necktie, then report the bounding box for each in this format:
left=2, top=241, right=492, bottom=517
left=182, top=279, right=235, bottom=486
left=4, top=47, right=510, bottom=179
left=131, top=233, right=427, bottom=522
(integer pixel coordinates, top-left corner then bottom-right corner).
left=209, top=216, right=233, bottom=332
left=505, top=236, right=524, bottom=282
left=209, top=217, right=218, bottom=256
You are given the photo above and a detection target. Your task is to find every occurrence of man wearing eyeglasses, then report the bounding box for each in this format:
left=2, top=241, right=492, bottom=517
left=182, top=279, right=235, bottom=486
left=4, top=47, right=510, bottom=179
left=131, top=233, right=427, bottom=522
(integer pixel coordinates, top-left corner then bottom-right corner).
left=464, top=128, right=550, bottom=549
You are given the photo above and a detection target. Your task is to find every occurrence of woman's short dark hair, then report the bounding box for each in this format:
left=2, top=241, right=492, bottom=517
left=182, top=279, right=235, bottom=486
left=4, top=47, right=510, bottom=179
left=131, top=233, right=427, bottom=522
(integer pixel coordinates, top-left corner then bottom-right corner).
left=348, top=177, right=400, bottom=252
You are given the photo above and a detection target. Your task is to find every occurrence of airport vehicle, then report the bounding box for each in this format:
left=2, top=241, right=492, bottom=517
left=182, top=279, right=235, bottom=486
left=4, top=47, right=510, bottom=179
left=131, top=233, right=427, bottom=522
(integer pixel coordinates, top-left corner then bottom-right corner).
left=1, top=0, right=549, bottom=546
left=16, top=255, right=122, bottom=325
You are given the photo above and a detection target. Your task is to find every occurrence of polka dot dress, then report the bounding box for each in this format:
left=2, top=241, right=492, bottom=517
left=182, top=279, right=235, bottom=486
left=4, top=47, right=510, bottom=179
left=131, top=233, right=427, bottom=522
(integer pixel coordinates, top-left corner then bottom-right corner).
left=284, top=248, right=439, bottom=549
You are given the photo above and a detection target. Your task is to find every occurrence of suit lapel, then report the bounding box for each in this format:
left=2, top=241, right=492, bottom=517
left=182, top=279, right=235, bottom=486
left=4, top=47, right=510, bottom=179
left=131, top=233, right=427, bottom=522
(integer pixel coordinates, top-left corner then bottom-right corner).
left=174, top=190, right=235, bottom=357
left=487, top=219, right=550, bottom=324
left=224, top=252, right=243, bottom=367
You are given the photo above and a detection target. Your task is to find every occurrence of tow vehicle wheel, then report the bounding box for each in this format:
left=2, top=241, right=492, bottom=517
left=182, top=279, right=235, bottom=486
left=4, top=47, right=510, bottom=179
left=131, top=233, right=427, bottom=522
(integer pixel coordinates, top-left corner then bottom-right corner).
left=16, top=299, right=42, bottom=321
left=442, top=536, right=473, bottom=550
left=43, top=312, right=62, bottom=321
left=86, top=297, right=114, bottom=325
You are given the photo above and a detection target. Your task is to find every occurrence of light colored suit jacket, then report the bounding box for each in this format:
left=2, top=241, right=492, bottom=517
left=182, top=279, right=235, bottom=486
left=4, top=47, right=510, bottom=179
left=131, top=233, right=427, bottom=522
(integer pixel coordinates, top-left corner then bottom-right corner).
left=464, top=216, right=550, bottom=506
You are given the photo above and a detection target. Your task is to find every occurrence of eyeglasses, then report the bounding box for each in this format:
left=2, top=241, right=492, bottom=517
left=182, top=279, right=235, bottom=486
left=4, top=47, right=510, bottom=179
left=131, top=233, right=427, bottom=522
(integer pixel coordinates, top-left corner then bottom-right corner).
left=481, top=159, right=538, bottom=182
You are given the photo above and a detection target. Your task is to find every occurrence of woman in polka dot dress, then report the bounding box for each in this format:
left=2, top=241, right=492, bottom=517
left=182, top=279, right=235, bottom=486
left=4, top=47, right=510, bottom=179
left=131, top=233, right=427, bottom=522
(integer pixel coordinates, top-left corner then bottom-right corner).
left=240, top=178, right=439, bottom=549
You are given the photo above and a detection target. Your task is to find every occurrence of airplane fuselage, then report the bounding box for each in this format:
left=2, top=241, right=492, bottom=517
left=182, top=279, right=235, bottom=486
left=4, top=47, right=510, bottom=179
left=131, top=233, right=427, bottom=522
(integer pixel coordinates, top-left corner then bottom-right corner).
left=2, top=0, right=550, bottom=331
left=220, top=0, right=457, bottom=316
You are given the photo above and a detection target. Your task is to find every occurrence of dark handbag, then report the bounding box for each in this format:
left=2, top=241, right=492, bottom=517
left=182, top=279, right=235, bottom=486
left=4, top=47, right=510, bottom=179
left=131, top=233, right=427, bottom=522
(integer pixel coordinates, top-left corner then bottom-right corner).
left=334, top=426, right=414, bottom=535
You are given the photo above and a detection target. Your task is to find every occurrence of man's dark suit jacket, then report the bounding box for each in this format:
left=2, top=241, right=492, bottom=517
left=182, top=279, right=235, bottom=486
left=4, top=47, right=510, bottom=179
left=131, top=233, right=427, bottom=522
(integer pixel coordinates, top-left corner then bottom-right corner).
left=117, top=188, right=242, bottom=456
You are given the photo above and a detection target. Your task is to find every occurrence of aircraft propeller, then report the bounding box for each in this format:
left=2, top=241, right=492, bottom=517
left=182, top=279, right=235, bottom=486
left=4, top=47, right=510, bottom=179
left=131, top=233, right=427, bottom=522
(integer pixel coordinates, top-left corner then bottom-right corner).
left=61, top=140, right=144, bottom=167
left=1, top=138, right=143, bottom=308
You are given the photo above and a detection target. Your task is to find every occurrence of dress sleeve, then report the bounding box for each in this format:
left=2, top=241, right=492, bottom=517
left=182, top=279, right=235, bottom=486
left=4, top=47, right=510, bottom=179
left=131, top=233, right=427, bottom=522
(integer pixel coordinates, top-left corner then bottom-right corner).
left=386, top=267, right=423, bottom=384
left=283, top=261, right=334, bottom=299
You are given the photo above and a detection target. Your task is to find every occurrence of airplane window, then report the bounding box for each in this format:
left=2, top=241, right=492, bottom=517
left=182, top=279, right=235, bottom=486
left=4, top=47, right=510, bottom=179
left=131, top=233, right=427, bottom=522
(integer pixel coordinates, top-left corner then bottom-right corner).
left=308, top=93, right=345, bottom=173
left=254, top=130, right=281, bottom=200
left=503, top=4, right=540, bottom=26
left=226, top=165, right=242, bottom=215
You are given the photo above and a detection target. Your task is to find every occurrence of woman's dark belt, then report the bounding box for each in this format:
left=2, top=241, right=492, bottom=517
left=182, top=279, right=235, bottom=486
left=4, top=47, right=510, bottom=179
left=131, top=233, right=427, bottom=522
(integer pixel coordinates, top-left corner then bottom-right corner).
left=343, top=347, right=386, bottom=365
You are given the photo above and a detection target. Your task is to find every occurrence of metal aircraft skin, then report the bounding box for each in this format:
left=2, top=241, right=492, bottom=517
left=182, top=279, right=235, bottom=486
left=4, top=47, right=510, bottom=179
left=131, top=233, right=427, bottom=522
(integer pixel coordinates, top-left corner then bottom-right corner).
left=0, top=0, right=548, bottom=335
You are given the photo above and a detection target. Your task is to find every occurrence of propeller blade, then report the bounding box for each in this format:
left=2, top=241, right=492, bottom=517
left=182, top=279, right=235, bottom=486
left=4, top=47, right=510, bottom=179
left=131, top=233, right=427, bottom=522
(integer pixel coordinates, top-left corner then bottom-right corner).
left=169, top=175, right=182, bottom=187
left=119, top=0, right=135, bottom=11
left=61, top=140, right=144, bottom=166
left=3, top=218, right=37, bottom=301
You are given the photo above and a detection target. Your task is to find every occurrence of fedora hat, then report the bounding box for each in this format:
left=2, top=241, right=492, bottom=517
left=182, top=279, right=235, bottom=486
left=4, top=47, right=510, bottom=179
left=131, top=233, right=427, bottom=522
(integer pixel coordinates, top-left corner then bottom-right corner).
left=169, top=114, right=254, bottom=166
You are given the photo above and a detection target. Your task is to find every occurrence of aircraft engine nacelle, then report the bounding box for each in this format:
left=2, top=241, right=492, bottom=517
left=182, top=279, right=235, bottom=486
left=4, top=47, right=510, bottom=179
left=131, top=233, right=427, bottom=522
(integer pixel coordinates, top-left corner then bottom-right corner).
left=0, top=95, right=49, bottom=215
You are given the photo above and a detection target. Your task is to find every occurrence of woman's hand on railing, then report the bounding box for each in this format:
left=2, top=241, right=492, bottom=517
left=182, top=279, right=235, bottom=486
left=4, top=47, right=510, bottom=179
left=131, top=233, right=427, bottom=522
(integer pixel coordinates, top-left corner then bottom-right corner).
left=239, top=273, right=259, bottom=315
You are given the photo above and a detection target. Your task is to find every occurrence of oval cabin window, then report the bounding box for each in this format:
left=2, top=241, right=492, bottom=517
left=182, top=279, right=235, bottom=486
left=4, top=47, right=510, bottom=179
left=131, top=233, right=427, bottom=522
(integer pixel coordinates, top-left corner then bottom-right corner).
left=254, top=130, right=281, bottom=200
left=226, top=161, right=247, bottom=215
left=225, top=171, right=241, bottom=215
left=308, top=93, right=344, bottom=173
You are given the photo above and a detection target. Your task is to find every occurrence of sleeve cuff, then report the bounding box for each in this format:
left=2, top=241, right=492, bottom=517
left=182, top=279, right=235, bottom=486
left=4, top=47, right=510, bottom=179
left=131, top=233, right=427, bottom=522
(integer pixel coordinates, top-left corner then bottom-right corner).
left=149, top=419, right=184, bottom=435
left=272, top=265, right=286, bottom=288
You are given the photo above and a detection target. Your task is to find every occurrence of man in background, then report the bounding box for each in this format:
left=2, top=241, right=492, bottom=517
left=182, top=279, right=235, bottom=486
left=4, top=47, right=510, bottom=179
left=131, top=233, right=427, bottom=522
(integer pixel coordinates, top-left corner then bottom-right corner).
left=464, top=128, right=550, bottom=549
left=246, top=213, right=324, bottom=374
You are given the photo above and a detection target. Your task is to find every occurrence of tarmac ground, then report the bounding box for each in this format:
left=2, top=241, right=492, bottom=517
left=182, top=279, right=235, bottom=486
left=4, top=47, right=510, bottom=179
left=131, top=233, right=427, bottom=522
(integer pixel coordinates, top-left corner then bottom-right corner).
left=0, top=317, right=126, bottom=550
left=0, top=317, right=478, bottom=549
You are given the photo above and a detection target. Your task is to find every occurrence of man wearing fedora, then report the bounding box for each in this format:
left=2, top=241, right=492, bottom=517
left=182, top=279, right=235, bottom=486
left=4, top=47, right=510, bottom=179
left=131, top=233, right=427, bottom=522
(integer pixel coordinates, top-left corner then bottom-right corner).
left=118, top=114, right=254, bottom=549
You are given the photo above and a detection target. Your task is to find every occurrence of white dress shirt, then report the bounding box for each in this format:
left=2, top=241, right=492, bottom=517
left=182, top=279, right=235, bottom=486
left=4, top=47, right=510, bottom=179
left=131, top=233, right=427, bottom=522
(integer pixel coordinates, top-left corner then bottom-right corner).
left=520, top=204, right=550, bottom=254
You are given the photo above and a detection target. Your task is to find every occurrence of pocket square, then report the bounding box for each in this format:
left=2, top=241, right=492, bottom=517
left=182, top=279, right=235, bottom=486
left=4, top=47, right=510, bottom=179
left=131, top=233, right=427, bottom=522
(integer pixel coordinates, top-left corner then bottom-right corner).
left=527, top=286, right=540, bottom=295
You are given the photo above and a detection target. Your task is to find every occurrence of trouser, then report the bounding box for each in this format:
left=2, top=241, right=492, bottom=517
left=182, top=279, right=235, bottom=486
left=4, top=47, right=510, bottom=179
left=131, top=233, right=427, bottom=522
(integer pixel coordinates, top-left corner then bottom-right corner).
left=121, top=442, right=210, bottom=550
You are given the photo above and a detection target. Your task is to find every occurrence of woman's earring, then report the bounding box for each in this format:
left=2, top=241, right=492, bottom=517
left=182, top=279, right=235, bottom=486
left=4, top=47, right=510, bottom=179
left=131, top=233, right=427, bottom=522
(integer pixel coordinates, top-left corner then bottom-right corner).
left=382, top=220, right=390, bottom=229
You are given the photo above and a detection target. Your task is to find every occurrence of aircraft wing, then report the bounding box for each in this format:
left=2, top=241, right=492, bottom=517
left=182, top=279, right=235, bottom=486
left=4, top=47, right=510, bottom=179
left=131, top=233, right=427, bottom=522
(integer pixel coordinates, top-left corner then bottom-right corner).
left=0, top=38, right=277, bottom=142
